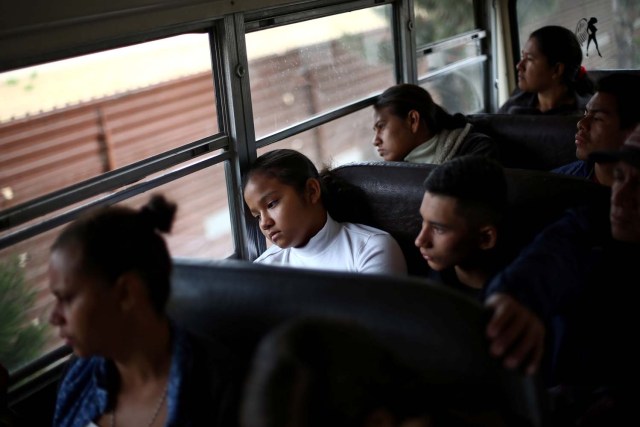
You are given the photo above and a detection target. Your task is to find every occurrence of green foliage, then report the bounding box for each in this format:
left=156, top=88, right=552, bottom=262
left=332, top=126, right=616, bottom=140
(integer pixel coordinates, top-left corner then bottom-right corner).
left=0, top=257, right=47, bottom=372
left=414, top=0, right=476, bottom=46
left=516, top=0, right=558, bottom=27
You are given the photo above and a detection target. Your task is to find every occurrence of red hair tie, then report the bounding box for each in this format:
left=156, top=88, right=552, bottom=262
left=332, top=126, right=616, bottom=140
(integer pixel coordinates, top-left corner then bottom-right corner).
left=577, top=65, right=587, bottom=79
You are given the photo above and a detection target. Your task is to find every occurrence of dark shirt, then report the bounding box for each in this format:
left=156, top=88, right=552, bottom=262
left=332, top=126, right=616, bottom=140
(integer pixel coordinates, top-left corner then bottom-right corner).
left=498, top=90, right=590, bottom=116
left=551, top=160, right=594, bottom=179
left=485, top=204, right=639, bottom=387
left=455, top=129, right=500, bottom=160
left=53, top=324, right=238, bottom=427
left=426, top=268, right=483, bottom=301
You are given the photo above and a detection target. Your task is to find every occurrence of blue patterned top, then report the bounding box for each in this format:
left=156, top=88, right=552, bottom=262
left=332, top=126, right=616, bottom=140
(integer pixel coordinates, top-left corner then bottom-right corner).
left=53, top=324, right=236, bottom=427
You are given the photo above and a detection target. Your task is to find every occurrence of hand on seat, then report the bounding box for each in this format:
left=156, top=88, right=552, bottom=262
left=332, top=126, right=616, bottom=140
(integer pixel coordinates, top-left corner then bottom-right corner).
left=485, top=293, right=545, bottom=375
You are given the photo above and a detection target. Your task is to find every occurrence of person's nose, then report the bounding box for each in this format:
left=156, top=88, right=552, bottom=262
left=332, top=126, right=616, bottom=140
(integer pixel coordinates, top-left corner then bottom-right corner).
left=49, top=301, right=63, bottom=327
left=372, top=130, right=381, bottom=147
left=414, top=223, right=432, bottom=248
left=259, top=212, right=274, bottom=231
left=516, top=58, right=525, bottom=72
left=577, top=115, right=590, bottom=131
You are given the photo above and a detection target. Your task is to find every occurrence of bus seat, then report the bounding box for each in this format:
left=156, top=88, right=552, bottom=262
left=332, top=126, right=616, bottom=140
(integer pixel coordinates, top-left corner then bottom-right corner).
left=588, top=69, right=640, bottom=83
left=168, top=258, right=547, bottom=427
left=467, top=114, right=579, bottom=171
left=326, top=162, right=609, bottom=276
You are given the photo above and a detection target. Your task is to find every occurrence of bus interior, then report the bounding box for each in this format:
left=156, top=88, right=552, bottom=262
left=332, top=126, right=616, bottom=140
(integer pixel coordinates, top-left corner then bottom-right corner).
left=1, top=0, right=639, bottom=425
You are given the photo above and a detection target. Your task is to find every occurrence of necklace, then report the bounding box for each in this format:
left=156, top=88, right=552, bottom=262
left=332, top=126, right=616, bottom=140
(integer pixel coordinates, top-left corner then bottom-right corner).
left=110, top=383, right=168, bottom=427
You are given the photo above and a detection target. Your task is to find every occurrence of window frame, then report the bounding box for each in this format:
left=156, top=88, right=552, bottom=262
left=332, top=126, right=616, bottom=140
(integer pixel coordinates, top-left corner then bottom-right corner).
left=4, top=0, right=495, bottom=391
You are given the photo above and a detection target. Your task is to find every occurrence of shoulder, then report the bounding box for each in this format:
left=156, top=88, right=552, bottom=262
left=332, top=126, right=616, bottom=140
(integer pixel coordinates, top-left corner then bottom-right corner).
left=341, top=221, right=390, bottom=237
left=254, top=244, right=286, bottom=263
left=552, top=160, right=591, bottom=177
left=339, top=223, right=406, bottom=274
left=337, top=222, right=404, bottom=257
left=58, top=357, right=103, bottom=392
left=498, top=90, right=537, bottom=114
left=54, top=357, right=108, bottom=427
left=339, top=222, right=400, bottom=247
left=459, top=130, right=499, bottom=158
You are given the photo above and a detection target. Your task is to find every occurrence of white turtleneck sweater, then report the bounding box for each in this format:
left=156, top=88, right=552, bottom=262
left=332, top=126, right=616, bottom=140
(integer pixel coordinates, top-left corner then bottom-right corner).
left=254, top=215, right=407, bottom=275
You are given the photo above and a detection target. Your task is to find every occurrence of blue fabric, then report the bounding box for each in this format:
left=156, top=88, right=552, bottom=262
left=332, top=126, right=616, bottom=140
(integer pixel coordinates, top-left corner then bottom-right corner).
left=53, top=324, right=234, bottom=427
left=551, top=160, right=593, bottom=179
left=486, top=207, right=602, bottom=323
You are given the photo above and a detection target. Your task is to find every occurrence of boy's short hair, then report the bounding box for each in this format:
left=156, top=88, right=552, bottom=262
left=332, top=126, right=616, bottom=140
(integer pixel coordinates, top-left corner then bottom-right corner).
left=595, top=74, right=640, bottom=130
left=423, top=155, right=507, bottom=226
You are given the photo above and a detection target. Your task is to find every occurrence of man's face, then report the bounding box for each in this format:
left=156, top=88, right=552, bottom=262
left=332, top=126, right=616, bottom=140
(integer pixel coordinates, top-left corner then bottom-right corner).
left=610, top=161, right=640, bottom=242
left=414, top=192, right=480, bottom=271
left=575, top=92, right=630, bottom=160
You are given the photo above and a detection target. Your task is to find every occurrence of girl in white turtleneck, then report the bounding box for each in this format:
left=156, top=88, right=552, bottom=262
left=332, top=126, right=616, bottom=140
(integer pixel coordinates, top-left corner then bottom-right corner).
left=243, top=149, right=407, bottom=275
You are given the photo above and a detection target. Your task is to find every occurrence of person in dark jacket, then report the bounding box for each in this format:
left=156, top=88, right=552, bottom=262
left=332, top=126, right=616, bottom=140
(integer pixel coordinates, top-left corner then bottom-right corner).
left=499, top=26, right=594, bottom=115
left=484, top=125, right=640, bottom=424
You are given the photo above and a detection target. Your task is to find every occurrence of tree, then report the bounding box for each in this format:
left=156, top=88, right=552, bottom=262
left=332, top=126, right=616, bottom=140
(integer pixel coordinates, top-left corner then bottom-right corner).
left=0, top=257, right=47, bottom=372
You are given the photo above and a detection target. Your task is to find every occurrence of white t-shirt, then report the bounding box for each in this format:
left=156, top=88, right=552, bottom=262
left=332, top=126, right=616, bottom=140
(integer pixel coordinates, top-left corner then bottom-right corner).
left=254, top=215, right=407, bottom=275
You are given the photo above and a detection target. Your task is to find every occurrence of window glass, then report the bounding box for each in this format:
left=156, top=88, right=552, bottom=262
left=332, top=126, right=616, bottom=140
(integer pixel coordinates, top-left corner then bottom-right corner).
left=257, top=108, right=379, bottom=168
left=420, top=61, right=486, bottom=114
left=413, top=0, right=476, bottom=46
left=247, top=6, right=395, bottom=140
left=126, top=162, right=234, bottom=260
left=417, top=40, right=482, bottom=78
left=0, top=34, right=217, bottom=210
left=516, top=0, right=640, bottom=69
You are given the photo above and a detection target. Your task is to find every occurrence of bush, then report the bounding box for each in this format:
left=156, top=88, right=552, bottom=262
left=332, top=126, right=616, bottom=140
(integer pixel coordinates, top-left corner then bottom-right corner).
left=0, top=257, right=47, bottom=372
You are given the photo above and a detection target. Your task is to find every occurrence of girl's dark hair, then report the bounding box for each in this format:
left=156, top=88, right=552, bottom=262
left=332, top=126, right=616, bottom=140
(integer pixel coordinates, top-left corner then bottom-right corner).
left=241, top=317, right=435, bottom=427
left=374, top=83, right=467, bottom=133
left=243, top=149, right=329, bottom=208
left=52, top=194, right=177, bottom=315
left=529, top=26, right=594, bottom=95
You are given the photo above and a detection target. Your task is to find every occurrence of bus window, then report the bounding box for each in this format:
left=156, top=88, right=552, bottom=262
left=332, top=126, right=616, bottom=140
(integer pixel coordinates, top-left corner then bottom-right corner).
left=421, top=61, right=486, bottom=114
left=246, top=5, right=395, bottom=142
left=414, top=0, right=488, bottom=113
left=122, top=160, right=234, bottom=260
left=0, top=32, right=234, bottom=374
left=414, top=0, right=476, bottom=45
left=257, top=108, right=379, bottom=168
left=516, top=0, right=640, bottom=70
left=0, top=34, right=216, bottom=210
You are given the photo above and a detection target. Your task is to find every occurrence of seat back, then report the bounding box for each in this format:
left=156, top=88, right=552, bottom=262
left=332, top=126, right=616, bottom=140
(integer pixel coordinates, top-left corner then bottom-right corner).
left=327, top=162, right=609, bottom=276
left=168, top=258, right=546, bottom=426
left=467, top=114, right=580, bottom=171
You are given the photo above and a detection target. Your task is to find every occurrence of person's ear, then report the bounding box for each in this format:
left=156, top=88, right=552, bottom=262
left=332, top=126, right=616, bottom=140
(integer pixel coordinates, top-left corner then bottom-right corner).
left=304, top=178, right=322, bottom=205
left=478, top=225, right=498, bottom=250
left=113, top=272, right=146, bottom=312
left=552, top=62, right=565, bottom=81
left=406, top=110, right=421, bottom=134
